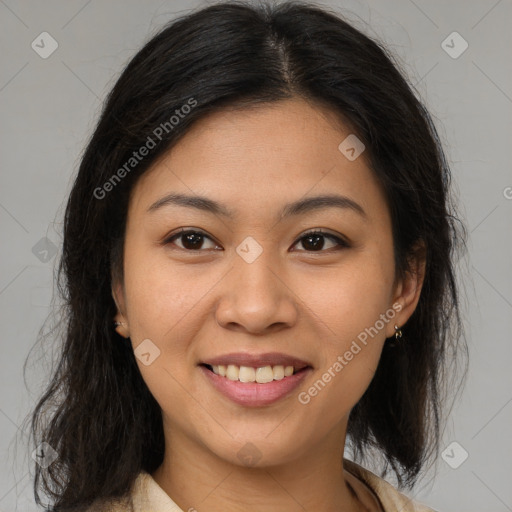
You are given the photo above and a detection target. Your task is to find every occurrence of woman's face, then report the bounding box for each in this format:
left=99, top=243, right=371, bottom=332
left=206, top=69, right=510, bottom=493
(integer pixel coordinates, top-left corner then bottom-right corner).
left=113, top=97, right=422, bottom=468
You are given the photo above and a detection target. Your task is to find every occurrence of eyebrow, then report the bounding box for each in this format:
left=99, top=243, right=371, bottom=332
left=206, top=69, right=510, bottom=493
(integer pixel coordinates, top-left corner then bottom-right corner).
left=147, top=192, right=367, bottom=221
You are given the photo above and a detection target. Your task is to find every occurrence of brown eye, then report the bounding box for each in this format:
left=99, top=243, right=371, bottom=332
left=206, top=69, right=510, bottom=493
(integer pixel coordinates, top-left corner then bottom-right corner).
left=292, top=230, right=349, bottom=252
left=164, top=229, right=220, bottom=251
left=163, top=228, right=349, bottom=253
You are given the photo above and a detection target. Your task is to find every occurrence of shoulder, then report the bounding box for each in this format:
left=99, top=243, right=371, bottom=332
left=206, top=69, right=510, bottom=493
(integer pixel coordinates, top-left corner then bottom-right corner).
left=82, top=470, right=184, bottom=512
left=344, top=459, right=439, bottom=512
left=81, top=473, right=145, bottom=512
left=82, top=496, right=132, bottom=512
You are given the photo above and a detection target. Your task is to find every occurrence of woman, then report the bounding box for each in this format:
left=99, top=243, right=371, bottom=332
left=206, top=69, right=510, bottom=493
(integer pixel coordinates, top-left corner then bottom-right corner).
left=28, top=1, right=467, bottom=511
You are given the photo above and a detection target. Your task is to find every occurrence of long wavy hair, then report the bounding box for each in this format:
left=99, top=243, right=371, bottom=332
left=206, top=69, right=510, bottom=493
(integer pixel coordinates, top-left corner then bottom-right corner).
left=24, top=1, right=468, bottom=510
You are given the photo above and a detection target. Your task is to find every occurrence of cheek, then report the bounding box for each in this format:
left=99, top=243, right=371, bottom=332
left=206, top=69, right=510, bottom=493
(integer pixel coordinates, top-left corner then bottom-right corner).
left=294, top=250, right=394, bottom=417
left=121, top=244, right=201, bottom=382
left=122, top=252, right=208, bottom=425
left=297, top=289, right=387, bottom=431
left=123, top=241, right=206, bottom=336
left=301, top=249, right=395, bottom=348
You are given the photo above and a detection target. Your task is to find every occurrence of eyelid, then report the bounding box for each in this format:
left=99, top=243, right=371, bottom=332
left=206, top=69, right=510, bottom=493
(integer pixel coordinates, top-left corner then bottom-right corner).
left=162, top=227, right=350, bottom=252
left=293, top=228, right=350, bottom=251
left=162, top=228, right=221, bottom=249
left=298, top=228, right=349, bottom=244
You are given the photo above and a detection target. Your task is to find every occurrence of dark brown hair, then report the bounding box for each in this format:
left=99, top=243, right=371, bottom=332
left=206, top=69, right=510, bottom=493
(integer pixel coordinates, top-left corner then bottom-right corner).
left=25, top=1, right=467, bottom=510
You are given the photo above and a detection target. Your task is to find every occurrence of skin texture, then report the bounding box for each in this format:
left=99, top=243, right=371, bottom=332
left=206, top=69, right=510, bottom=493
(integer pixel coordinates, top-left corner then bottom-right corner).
left=112, top=97, right=425, bottom=512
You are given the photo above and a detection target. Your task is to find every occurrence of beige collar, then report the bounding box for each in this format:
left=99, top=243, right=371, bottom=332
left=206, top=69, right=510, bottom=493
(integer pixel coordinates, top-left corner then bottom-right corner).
left=102, top=460, right=436, bottom=512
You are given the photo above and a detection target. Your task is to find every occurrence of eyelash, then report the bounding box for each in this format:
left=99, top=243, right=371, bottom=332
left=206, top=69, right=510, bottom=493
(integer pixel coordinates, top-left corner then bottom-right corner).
left=163, top=228, right=349, bottom=253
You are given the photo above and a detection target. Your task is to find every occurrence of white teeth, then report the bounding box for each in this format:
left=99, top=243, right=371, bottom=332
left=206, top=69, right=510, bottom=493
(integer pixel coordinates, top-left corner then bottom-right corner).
left=226, top=364, right=239, bottom=381
left=209, top=364, right=298, bottom=383
left=273, top=365, right=285, bottom=380
left=255, top=366, right=273, bottom=383
left=239, top=366, right=256, bottom=382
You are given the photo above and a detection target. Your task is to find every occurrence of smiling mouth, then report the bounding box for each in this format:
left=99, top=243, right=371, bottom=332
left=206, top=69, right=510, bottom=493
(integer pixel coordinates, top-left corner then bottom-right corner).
left=201, top=363, right=310, bottom=384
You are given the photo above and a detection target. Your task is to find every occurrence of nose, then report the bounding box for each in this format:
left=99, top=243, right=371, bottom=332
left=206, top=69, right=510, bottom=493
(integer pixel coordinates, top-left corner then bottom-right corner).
left=215, top=245, right=299, bottom=335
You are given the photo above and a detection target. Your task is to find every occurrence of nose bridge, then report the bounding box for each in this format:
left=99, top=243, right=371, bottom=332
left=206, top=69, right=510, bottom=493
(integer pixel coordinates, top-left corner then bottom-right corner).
left=215, top=234, right=297, bottom=332
left=235, top=238, right=277, bottom=295
left=233, top=234, right=282, bottom=306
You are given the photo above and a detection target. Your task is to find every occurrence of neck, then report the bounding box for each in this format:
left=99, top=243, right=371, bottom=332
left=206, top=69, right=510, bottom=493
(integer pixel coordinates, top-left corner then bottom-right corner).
left=152, top=421, right=364, bottom=512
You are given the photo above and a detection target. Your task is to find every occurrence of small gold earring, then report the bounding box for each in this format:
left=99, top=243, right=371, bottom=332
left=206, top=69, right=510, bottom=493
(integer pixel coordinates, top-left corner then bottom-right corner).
left=387, top=324, right=403, bottom=348
left=113, top=320, right=130, bottom=339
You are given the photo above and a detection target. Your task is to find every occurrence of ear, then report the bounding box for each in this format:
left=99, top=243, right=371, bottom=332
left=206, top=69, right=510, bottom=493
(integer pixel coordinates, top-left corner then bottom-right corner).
left=112, top=280, right=130, bottom=338
left=385, top=240, right=426, bottom=338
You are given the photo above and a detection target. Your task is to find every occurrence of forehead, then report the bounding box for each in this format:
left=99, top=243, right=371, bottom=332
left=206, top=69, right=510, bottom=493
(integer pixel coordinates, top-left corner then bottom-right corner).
left=129, top=97, right=386, bottom=223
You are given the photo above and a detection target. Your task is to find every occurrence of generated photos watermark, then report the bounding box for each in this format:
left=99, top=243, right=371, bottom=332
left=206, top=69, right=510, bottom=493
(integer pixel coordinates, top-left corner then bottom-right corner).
left=93, top=97, right=198, bottom=200
left=298, top=302, right=403, bottom=405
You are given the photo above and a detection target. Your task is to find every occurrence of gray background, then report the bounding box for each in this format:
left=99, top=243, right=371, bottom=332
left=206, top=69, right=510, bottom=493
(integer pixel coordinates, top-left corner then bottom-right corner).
left=1, top=1, right=511, bottom=511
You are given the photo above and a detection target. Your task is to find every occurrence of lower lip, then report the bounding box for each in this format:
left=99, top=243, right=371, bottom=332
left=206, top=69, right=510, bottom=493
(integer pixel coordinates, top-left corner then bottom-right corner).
left=199, top=365, right=312, bottom=407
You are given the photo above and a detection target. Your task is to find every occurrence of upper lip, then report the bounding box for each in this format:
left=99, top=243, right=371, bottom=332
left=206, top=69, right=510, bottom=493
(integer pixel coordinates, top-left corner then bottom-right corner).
left=201, top=352, right=312, bottom=370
